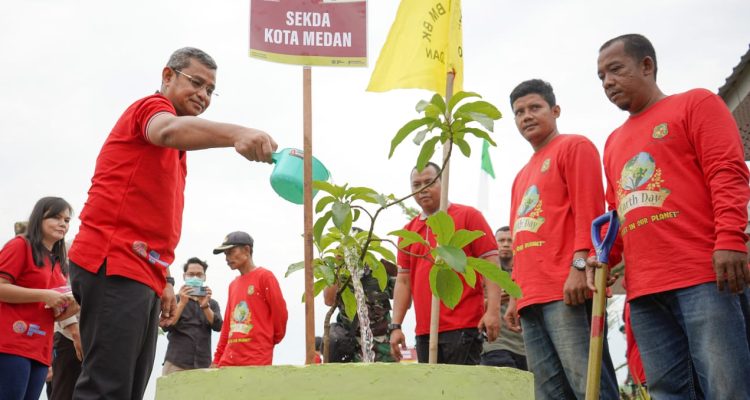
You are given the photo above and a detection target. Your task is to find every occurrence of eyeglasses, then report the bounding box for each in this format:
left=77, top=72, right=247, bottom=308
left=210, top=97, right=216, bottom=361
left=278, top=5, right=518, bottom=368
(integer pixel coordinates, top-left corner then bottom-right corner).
left=185, top=272, right=206, bottom=278
left=173, top=69, right=218, bottom=97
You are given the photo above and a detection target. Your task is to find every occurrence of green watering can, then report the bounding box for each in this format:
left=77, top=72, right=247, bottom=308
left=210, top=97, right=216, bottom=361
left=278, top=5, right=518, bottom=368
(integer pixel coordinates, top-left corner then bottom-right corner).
left=270, top=148, right=330, bottom=205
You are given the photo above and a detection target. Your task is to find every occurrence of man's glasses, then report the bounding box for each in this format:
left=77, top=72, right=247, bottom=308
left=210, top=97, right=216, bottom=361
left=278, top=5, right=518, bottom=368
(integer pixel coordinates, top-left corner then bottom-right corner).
left=185, top=272, right=206, bottom=278
left=173, top=69, right=218, bottom=97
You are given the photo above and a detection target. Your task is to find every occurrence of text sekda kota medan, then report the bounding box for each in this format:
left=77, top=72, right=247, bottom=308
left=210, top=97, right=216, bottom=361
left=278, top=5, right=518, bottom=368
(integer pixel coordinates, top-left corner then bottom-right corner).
left=264, top=11, right=352, bottom=48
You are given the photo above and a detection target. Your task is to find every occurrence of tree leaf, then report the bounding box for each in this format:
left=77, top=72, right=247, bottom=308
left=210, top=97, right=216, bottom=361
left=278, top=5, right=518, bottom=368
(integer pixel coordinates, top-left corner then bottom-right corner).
left=435, top=267, right=463, bottom=309
left=463, top=262, right=477, bottom=288
left=374, top=194, right=389, bottom=207
left=390, top=117, right=435, bottom=158
left=301, top=279, right=329, bottom=302
left=416, top=136, right=440, bottom=172
left=313, top=211, right=332, bottom=246
left=425, top=211, right=455, bottom=245
left=449, top=229, right=484, bottom=249
left=369, top=244, right=396, bottom=263
left=341, top=287, right=358, bottom=320
left=344, top=186, right=378, bottom=199
left=316, top=262, right=336, bottom=285
left=340, top=212, right=353, bottom=236
left=412, top=129, right=428, bottom=145
left=468, top=257, right=522, bottom=298
left=389, top=229, right=428, bottom=248
left=429, top=93, right=447, bottom=114
left=285, top=261, right=305, bottom=277
left=455, top=100, right=502, bottom=120
left=466, top=111, right=495, bottom=132
left=313, top=180, right=343, bottom=198
left=447, top=91, right=481, bottom=115
left=331, top=201, right=351, bottom=229
left=433, top=245, right=467, bottom=272
left=315, top=196, right=335, bottom=213
left=365, top=252, right=387, bottom=291
left=459, top=127, right=497, bottom=147
left=352, top=208, right=361, bottom=223
left=454, top=137, right=471, bottom=157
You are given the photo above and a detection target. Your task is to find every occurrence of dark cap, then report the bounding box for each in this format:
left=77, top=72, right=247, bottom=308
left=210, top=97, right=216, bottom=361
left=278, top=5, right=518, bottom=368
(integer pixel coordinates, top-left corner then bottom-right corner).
left=212, top=231, right=254, bottom=254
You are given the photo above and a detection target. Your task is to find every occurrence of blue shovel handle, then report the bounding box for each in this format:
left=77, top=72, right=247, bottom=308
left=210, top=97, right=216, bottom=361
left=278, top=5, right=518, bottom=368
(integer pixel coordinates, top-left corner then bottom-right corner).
left=591, top=211, right=619, bottom=264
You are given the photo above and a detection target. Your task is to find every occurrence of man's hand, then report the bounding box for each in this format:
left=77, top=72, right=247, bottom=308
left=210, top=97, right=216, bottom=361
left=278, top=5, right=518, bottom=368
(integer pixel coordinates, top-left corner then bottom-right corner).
left=478, top=310, right=500, bottom=342
left=713, top=250, right=750, bottom=293
left=563, top=268, right=589, bottom=306
left=585, top=256, right=620, bottom=292
left=54, top=298, right=80, bottom=321
left=65, top=323, right=84, bottom=361
left=234, top=128, right=278, bottom=163
left=503, top=296, right=522, bottom=333
left=389, top=329, right=406, bottom=361
left=159, top=283, right=177, bottom=328
left=199, top=287, right=213, bottom=308
left=177, top=285, right=194, bottom=306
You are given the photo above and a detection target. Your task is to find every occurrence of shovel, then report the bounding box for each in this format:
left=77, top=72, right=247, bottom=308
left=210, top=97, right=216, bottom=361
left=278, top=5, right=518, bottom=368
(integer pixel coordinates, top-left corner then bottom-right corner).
left=585, top=210, right=619, bottom=400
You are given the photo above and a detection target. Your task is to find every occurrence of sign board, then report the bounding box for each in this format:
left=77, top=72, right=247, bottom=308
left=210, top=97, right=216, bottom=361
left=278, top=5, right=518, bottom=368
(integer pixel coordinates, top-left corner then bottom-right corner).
left=250, top=0, right=367, bottom=67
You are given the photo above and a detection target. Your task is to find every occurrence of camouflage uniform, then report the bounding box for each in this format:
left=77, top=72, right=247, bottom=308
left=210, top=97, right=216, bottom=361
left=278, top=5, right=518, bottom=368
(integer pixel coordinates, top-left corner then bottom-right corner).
left=331, top=268, right=395, bottom=362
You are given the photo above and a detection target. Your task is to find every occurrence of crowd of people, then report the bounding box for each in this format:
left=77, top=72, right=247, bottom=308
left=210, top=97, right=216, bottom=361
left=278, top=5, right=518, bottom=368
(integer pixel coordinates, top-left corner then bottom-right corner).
left=1, top=32, right=749, bottom=400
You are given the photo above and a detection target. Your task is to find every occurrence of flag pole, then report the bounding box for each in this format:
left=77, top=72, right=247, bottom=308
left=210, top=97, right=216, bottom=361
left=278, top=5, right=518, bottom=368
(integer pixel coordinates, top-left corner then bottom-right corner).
left=429, top=71, right=455, bottom=364
left=302, top=65, right=316, bottom=365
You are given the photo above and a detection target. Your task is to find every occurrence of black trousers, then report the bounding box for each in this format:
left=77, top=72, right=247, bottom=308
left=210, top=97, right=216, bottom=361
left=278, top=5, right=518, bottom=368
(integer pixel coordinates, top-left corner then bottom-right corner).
left=70, top=261, right=160, bottom=400
left=415, top=328, right=483, bottom=365
left=51, top=332, right=82, bottom=400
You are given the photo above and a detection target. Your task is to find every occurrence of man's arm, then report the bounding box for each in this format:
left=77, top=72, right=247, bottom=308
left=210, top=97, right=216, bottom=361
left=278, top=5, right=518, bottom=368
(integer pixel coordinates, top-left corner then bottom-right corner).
left=265, top=273, right=288, bottom=345
left=146, top=113, right=278, bottom=163
left=389, top=271, right=412, bottom=361
left=207, top=297, right=223, bottom=332
left=478, top=254, right=502, bottom=342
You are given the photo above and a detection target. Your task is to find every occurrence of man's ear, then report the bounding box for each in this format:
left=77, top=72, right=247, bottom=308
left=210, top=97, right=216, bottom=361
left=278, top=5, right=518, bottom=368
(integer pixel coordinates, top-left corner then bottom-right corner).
left=641, top=56, right=656, bottom=78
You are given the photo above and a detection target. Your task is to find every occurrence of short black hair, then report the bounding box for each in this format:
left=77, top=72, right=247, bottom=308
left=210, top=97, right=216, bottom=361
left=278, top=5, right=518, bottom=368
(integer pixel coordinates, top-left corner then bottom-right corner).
left=411, top=161, right=441, bottom=176
left=183, top=257, right=208, bottom=272
left=600, top=34, right=657, bottom=79
left=510, top=79, right=556, bottom=108
left=495, top=226, right=510, bottom=234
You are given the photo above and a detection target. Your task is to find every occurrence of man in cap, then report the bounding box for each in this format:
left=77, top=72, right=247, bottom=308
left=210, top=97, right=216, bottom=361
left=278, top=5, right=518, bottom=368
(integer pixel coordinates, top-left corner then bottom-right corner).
left=211, top=231, right=288, bottom=366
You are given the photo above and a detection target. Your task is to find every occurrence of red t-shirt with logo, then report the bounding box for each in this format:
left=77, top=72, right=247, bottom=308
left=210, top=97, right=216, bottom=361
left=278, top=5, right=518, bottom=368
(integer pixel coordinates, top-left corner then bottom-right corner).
left=69, top=94, right=184, bottom=297
left=603, top=89, right=749, bottom=300
left=213, top=267, right=288, bottom=366
left=510, top=134, right=605, bottom=311
left=0, top=236, right=67, bottom=366
left=397, top=203, right=499, bottom=336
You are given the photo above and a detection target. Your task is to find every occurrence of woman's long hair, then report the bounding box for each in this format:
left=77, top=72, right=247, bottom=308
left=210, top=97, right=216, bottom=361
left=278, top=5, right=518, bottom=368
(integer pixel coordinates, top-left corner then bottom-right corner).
left=25, top=197, right=72, bottom=276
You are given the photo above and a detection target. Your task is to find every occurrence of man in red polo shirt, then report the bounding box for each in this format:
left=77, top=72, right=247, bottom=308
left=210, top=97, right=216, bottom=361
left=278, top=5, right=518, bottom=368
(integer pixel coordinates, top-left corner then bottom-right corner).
left=389, top=162, right=502, bottom=364
left=68, top=47, right=277, bottom=399
left=590, top=34, right=750, bottom=398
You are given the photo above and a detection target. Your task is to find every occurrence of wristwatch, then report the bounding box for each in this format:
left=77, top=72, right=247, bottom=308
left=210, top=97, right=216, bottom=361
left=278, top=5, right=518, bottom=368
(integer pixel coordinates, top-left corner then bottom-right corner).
left=572, top=257, right=587, bottom=271
left=165, top=276, right=175, bottom=286
left=387, top=323, right=402, bottom=333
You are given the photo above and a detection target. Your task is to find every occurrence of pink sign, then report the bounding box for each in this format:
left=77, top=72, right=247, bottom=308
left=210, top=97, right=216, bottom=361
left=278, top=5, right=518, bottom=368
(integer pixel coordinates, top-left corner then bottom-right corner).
left=250, top=0, right=367, bottom=67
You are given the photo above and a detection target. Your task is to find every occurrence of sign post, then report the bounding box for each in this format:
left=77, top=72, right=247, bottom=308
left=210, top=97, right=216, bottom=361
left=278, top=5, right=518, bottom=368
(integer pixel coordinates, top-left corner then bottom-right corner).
left=250, top=0, right=367, bottom=364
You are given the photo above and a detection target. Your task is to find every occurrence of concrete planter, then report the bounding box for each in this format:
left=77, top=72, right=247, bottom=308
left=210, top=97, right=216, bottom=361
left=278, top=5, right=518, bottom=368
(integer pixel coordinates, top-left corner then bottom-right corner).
left=156, top=363, right=533, bottom=399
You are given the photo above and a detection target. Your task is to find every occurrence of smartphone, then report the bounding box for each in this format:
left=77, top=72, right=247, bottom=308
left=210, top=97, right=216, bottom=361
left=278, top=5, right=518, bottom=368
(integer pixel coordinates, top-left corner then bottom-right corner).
left=190, top=286, right=207, bottom=297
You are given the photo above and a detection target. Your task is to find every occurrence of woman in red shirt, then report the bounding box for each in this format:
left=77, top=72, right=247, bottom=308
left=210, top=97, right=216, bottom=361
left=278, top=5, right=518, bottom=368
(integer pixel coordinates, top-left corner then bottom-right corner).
left=0, top=197, right=79, bottom=400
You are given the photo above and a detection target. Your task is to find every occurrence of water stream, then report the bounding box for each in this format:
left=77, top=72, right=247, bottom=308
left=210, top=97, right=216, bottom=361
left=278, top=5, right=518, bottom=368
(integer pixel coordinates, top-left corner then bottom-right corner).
left=343, top=246, right=375, bottom=363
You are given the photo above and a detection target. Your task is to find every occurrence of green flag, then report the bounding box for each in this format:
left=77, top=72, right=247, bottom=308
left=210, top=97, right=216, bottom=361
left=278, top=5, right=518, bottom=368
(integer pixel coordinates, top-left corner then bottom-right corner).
left=481, top=140, right=495, bottom=179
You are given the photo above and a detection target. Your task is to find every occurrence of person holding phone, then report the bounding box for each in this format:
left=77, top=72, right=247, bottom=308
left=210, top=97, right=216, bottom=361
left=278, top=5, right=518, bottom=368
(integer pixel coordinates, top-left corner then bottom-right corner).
left=161, top=257, right=222, bottom=375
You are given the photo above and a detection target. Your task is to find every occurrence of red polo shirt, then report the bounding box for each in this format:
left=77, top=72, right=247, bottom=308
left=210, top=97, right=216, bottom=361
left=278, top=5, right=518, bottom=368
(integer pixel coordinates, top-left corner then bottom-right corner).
left=69, top=94, right=184, bottom=296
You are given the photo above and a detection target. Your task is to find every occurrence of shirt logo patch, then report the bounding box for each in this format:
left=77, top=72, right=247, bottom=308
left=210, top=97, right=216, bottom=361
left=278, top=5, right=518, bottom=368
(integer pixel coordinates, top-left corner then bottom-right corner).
left=652, top=123, right=669, bottom=139
left=12, top=320, right=27, bottom=334
left=540, top=158, right=551, bottom=173
left=513, top=185, right=545, bottom=238
left=247, top=285, right=255, bottom=295
left=230, top=301, right=253, bottom=335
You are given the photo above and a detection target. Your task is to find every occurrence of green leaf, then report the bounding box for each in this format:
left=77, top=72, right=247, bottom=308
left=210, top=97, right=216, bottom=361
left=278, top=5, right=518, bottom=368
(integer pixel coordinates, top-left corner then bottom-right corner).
left=365, top=252, right=387, bottom=291
left=331, top=202, right=351, bottom=229
left=369, top=244, right=396, bottom=263
left=313, top=181, right=343, bottom=198
left=352, top=208, right=361, bottom=222
left=340, top=212, right=353, bottom=236
left=468, top=257, right=522, bottom=298
left=285, top=261, right=305, bottom=277
left=416, top=100, right=441, bottom=119
left=429, top=93, right=447, bottom=114
left=466, top=111, right=495, bottom=132
left=454, top=137, right=471, bottom=157
left=344, top=186, right=378, bottom=199
left=425, top=211, right=455, bottom=245
left=412, top=129, right=428, bottom=145
left=302, top=279, right=329, bottom=302
left=433, top=267, right=463, bottom=309
left=341, top=287, right=357, bottom=320
left=374, top=194, right=389, bottom=207
left=315, top=196, right=335, bottom=213
left=316, top=262, right=336, bottom=285
left=463, top=262, right=477, bottom=288
left=390, top=117, right=435, bottom=158
left=455, top=100, right=502, bottom=120
left=313, top=211, right=332, bottom=246
left=433, top=245, right=467, bottom=272
left=447, top=91, right=481, bottom=115
left=351, top=192, right=380, bottom=204
left=416, top=136, right=440, bottom=172
left=449, top=229, right=484, bottom=249
left=389, top=229, right=429, bottom=248
left=459, top=127, right=497, bottom=147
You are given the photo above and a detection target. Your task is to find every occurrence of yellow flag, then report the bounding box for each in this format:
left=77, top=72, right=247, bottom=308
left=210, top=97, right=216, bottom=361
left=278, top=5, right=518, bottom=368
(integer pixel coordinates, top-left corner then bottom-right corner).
left=367, top=0, right=462, bottom=96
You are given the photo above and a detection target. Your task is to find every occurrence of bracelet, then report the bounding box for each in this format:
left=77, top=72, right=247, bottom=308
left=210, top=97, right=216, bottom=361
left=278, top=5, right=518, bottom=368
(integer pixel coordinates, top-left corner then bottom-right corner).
left=165, top=276, right=175, bottom=286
